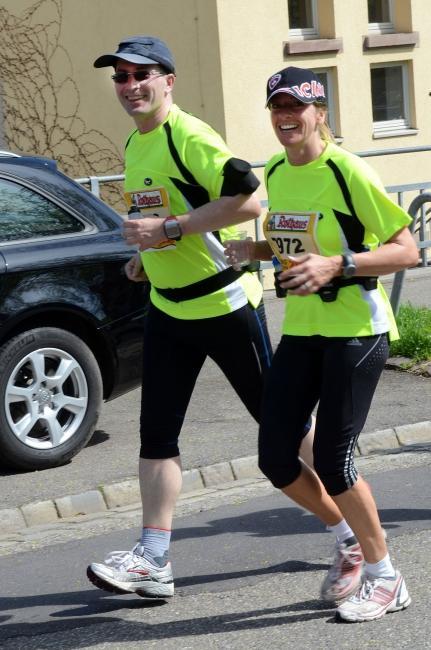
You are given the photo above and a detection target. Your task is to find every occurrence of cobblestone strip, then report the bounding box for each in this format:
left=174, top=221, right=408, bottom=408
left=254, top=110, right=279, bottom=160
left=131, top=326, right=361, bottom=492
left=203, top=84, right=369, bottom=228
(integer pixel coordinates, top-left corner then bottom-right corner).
left=1, top=421, right=430, bottom=533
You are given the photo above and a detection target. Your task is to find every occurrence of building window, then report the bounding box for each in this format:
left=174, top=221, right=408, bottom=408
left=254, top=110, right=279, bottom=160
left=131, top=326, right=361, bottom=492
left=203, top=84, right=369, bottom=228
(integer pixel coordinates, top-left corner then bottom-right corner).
left=314, top=69, right=337, bottom=136
left=368, top=0, right=394, bottom=33
left=371, top=63, right=410, bottom=135
left=288, top=0, right=318, bottom=38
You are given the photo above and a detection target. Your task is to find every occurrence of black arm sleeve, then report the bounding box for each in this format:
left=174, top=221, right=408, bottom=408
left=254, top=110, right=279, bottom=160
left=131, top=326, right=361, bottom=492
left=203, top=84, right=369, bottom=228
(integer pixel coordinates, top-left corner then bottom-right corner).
left=220, top=158, right=260, bottom=196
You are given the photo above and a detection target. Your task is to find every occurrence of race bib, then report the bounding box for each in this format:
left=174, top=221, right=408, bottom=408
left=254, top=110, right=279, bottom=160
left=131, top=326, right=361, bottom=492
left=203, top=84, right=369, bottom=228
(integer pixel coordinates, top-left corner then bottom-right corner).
left=124, top=186, right=175, bottom=252
left=263, top=211, right=320, bottom=266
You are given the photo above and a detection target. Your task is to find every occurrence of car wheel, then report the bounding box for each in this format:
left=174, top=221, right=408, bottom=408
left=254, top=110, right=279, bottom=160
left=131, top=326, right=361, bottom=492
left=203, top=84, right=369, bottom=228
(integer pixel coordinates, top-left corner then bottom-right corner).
left=0, top=327, right=103, bottom=470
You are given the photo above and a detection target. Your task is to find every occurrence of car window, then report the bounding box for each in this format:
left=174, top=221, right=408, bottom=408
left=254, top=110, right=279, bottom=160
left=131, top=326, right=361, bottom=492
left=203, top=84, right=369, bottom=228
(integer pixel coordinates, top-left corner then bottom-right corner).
left=0, top=177, right=86, bottom=242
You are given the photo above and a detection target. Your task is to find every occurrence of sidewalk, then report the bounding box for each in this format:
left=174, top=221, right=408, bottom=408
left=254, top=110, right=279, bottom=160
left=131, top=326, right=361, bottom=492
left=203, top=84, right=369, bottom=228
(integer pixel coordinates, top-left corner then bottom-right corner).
left=1, top=412, right=430, bottom=534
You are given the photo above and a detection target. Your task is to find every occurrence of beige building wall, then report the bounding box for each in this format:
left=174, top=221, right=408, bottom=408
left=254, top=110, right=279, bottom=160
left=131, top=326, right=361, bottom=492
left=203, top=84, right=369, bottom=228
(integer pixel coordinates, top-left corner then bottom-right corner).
left=216, top=0, right=431, bottom=191
left=1, top=0, right=430, bottom=200
left=0, top=0, right=225, bottom=181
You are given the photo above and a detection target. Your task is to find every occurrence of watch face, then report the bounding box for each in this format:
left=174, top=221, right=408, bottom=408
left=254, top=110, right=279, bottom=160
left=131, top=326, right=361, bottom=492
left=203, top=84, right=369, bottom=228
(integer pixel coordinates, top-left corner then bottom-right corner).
left=342, top=254, right=356, bottom=278
left=164, top=218, right=182, bottom=240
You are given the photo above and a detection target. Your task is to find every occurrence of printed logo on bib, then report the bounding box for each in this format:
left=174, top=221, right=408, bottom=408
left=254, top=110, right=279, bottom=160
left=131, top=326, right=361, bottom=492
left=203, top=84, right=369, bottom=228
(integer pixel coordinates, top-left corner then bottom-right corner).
left=263, top=211, right=320, bottom=266
left=124, top=186, right=176, bottom=252
left=127, top=189, right=166, bottom=212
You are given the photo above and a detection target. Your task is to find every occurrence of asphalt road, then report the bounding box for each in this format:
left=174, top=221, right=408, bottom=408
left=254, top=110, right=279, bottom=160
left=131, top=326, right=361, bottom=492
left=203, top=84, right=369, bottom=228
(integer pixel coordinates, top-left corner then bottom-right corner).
left=0, top=448, right=430, bottom=649
left=0, top=268, right=430, bottom=510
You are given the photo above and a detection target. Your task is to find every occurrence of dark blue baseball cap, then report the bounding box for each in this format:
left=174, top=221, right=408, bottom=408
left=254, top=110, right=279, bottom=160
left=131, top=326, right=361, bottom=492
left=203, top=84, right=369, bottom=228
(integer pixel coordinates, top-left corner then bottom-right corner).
left=94, top=35, right=175, bottom=73
left=266, top=66, right=326, bottom=106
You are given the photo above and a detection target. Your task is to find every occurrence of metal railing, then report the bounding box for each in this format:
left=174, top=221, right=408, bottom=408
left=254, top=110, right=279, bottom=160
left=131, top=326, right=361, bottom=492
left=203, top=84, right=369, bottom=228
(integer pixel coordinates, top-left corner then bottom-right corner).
left=390, top=193, right=431, bottom=314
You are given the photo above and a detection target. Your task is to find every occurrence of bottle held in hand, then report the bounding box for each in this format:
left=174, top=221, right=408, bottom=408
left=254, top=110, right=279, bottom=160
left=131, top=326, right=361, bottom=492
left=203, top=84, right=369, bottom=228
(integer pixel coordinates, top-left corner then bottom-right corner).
left=272, top=257, right=287, bottom=298
left=272, top=255, right=299, bottom=298
left=128, top=204, right=142, bottom=219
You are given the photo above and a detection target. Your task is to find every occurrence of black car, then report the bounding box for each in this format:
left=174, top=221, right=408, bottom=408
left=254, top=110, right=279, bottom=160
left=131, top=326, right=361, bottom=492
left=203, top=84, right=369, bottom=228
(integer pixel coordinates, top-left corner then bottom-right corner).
left=0, top=154, right=149, bottom=471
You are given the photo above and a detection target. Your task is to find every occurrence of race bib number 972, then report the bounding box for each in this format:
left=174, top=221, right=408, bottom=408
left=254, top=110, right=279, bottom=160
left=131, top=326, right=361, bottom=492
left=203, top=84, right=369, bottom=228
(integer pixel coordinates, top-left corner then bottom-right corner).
left=263, top=211, right=320, bottom=265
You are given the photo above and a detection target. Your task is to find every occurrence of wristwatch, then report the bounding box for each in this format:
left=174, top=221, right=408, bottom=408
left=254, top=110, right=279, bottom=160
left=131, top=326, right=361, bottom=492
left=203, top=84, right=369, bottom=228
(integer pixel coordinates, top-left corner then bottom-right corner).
left=341, top=253, right=356, bottom=278
left=163, top=217, right=182, bottom=241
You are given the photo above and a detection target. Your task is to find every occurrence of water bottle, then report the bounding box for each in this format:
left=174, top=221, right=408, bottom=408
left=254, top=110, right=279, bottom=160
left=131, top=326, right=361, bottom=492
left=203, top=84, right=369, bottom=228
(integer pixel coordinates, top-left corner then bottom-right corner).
left=272, top=256, right=287, bottom=298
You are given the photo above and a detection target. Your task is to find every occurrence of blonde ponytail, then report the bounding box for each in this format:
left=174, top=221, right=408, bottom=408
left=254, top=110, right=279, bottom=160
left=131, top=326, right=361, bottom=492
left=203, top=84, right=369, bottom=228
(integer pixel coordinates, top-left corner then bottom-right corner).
left=314, top=102, right=335, bottom=143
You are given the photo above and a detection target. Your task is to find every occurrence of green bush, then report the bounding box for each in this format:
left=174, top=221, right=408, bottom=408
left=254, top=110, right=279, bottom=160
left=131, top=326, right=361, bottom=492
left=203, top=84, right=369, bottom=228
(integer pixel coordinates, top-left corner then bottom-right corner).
left=390, top=303, right=431, bottom=362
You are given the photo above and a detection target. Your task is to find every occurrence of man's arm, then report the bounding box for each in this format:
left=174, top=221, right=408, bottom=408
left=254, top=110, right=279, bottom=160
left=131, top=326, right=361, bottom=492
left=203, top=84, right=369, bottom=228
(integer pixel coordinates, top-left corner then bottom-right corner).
left=180, top=192, right=261, bottom=234
left=123, top=192, right=261, bottom=250
left=124, top=253, right=148, bottom=282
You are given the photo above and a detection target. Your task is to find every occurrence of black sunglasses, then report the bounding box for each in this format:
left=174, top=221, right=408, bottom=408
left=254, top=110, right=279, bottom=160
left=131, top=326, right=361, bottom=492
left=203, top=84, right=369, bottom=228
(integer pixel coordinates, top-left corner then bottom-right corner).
left=111, top=70, right=165, bottom=84
left=269, top=99, right=307, bottom=111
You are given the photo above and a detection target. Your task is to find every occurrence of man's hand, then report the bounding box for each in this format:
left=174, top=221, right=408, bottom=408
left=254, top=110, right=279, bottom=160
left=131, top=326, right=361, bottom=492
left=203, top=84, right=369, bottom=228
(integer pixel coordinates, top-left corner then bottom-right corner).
left=123, top=216, right=166, bottom=251
left=124, top=253, right=148, bottom=282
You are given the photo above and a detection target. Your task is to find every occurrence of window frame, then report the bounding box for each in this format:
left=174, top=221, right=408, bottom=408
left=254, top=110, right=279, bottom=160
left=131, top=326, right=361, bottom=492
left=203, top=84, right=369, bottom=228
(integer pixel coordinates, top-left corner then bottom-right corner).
left=0, top=175, right=93, bottom=245
left=288, top=0, right=319, bottom=39
left=368, top=0, right=394, bottom=34
left=313, top=68, right=337, bottom=136
left=370, top=62, right=411, bottom=137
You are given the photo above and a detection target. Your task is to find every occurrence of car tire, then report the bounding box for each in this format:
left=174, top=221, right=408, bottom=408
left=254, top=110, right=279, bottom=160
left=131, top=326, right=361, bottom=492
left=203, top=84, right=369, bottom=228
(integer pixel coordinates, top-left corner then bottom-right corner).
left=0, top=327, right=103, bottom=471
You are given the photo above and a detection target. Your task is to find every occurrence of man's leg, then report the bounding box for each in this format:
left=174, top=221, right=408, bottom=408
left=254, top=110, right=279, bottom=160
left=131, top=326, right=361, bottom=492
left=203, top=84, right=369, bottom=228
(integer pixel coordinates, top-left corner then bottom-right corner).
left=88, top=306, right=205, bottom=597
left=139, top=456, right=183, bottom=530
left=206, top=301, right=272, bottom=421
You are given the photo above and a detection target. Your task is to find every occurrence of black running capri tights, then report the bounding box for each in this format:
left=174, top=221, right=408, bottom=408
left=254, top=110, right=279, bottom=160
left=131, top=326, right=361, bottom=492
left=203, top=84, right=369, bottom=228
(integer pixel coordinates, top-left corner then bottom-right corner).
left=258, top=333, right=389, bottom=496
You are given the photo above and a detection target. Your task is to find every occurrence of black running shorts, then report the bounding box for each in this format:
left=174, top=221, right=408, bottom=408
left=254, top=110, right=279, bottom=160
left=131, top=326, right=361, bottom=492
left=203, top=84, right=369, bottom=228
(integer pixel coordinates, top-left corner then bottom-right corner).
left=139, top=301, right=273, bottom=459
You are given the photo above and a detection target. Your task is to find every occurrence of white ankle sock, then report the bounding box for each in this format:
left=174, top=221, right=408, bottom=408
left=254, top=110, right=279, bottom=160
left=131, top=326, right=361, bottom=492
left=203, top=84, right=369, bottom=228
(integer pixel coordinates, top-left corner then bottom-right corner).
left=140, top=526, right=171, bottom=566
left=365, top=553, right=395, bottom=579
left=327, top=519, right=355, bottom=544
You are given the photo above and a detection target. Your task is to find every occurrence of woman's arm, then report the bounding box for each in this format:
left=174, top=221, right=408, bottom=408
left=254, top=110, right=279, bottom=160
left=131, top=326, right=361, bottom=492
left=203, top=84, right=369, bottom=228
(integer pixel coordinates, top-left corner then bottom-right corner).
left=279, top=226, right=418, bottom=296
left=333, top=227, right=419, bottom=277
left=223, top=238, right=273, bottom=267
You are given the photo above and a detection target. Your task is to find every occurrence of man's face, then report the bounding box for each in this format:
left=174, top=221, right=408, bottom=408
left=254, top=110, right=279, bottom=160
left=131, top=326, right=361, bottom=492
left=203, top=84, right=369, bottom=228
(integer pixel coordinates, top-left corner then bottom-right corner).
left=113, top=61, right=174, bottom=124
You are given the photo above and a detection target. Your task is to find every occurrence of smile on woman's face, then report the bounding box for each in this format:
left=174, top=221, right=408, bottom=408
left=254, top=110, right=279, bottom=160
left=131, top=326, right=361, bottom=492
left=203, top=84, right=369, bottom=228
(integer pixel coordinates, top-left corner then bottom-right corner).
left=269, top=96, right=326, bottom=164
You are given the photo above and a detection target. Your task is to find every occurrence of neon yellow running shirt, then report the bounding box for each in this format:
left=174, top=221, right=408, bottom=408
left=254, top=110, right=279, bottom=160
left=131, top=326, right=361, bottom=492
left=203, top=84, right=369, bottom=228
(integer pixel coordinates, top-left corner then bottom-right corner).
left=264, top=143, right=411, bottom=339
left=124, top=104, right=262, bottom=319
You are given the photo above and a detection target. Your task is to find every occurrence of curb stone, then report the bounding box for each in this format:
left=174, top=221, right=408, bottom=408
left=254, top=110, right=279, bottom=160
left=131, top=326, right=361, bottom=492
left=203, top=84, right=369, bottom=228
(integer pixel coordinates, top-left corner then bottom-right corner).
left=0, top=421, right=430, bottom=534
left=386, top=356, right=431, bottom=378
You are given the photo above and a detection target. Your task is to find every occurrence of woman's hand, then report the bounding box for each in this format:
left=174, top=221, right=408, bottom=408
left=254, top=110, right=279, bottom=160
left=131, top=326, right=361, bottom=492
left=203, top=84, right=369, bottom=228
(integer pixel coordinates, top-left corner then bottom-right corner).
left=124, top=254, right=148, bottom=282
left=223, top=238, right=254, bottom=270
left=278, top=253, right=340, bottom=295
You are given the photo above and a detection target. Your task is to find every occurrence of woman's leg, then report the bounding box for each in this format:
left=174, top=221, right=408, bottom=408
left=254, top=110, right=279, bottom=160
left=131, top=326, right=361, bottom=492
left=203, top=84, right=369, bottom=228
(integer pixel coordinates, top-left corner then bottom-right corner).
left=258, top=336, right=344, bottom=526
left=281, top=460, right=344, bottom=525
left=331, top=476, right=387, bottom=563
left=298, top=415, right=315, bottom=468
left=313, top=334, right=390, bottom=563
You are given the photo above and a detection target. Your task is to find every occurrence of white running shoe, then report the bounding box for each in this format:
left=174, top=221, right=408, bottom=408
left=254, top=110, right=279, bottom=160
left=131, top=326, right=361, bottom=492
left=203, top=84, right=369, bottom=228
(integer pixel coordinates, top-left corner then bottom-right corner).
left=87, top=543, right=174, bottom=599
left=336, top=570, right=411, bottom=622
left=320, top=538, right=364, bottom=604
